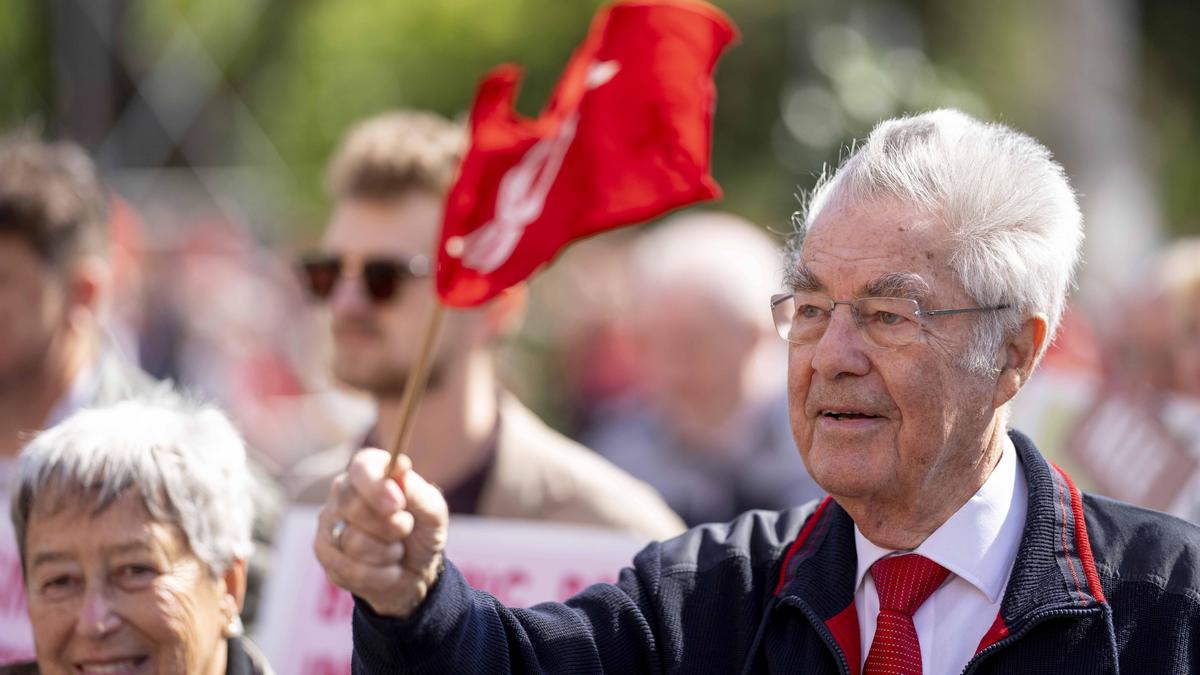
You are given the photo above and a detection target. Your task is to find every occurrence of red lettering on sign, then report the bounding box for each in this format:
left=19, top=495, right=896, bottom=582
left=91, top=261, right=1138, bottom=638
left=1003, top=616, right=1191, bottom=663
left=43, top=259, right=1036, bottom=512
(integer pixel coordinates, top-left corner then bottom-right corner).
left=556, top=573, right=615, bottom=600
left=300, top=655, right=351, bottom=675
left=316, top=579, right=354, bottom=622
left=459, top=566, right=531, bottom=605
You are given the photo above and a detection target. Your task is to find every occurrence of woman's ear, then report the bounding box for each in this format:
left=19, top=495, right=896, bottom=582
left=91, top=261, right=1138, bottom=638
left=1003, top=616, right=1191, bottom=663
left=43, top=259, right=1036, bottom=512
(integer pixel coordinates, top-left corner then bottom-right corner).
left=219, top=559, right=248, bottom=638
left=221, top=558, right=248, bottom=616
left=993, top=314, right=1048, bottom=409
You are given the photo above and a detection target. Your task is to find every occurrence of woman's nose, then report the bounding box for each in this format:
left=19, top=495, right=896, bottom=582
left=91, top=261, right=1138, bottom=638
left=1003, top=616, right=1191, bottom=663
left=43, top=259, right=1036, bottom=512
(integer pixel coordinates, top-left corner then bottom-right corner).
left=77, top=585, right=121, bottom=638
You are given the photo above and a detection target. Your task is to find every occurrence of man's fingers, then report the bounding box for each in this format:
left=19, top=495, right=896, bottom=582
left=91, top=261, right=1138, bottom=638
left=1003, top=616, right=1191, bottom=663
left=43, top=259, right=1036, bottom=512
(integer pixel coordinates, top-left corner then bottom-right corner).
left=345, top=447, right=408, bottom=516
left=331, top=471, right=415, bottom=541
left=317, top=543, right=404, bottom=595
left=314, top=451, right=446, bottom=619
left=401, top=465, right=449, bottom=528
left=338, top=523, right=406, bottom=565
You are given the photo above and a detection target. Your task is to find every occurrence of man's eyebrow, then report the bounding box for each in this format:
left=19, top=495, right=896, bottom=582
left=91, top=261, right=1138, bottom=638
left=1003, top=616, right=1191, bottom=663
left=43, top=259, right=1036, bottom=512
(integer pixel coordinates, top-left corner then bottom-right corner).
left=862, top=272, right=930, bottom=300
left=785, top=265, right=823, bottom=292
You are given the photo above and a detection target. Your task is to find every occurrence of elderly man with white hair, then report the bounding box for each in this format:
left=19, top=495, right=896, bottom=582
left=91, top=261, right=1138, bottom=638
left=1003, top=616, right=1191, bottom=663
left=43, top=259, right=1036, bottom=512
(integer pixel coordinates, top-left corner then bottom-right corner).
left=314, top=109, right=1200, bottom=674
left=3, top=395, right=274, bottom=674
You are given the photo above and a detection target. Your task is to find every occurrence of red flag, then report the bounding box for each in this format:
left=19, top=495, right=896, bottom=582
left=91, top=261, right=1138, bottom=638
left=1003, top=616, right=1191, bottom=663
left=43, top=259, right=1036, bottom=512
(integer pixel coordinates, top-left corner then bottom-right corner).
left=436, top=0, right=737, bottom=307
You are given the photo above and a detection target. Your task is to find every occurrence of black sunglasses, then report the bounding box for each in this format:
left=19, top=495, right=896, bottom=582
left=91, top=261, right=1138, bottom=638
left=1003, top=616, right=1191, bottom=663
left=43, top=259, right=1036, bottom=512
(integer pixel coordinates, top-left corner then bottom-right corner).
left=298, top=253, right=431, bottom=303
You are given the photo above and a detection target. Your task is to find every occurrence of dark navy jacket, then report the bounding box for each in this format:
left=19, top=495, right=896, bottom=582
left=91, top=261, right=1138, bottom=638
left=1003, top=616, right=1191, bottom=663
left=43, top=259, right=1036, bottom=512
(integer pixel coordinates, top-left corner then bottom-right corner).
left=352, top=431, right=1200, bottom=674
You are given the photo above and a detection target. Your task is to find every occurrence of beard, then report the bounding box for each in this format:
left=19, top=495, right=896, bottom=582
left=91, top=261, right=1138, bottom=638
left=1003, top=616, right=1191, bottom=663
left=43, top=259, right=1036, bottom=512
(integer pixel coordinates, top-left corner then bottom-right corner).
left=332, top=354, right=447, bottom=397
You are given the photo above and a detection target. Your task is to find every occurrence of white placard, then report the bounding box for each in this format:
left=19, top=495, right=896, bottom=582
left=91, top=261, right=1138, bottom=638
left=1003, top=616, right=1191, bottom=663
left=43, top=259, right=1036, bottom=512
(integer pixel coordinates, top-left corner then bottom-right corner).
left=255, top=505, right=649, bottom=675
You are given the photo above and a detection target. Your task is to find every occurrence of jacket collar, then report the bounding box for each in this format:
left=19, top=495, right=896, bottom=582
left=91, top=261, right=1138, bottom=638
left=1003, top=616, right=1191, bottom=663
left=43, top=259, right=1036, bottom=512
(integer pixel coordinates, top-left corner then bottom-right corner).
left=774, top=430, right=1107, bottom=665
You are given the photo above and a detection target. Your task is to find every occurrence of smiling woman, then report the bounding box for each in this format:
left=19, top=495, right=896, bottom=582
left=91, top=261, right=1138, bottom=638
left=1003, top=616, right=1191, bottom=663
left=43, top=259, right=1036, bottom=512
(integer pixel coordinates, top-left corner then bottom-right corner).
left=1, top=395, right=274, bottom=675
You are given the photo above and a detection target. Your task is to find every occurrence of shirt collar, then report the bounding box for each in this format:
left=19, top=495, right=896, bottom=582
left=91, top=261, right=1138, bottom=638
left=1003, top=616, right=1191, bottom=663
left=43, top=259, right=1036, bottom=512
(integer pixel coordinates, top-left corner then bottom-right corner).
left=853, top=434, right=1028, bottom=604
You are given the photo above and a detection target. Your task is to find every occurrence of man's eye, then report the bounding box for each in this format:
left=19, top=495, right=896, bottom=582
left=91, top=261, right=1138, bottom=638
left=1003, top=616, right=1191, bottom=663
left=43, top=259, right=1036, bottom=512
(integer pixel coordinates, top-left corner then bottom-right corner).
left=872, top=311, right=906, bottom=326
left=797, top=304, right=825, bottom=320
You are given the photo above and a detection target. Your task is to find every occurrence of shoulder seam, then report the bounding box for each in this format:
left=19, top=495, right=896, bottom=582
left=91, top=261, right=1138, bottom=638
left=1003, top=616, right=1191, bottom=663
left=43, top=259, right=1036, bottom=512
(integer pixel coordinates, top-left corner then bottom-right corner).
left=1096, top=564, right=1200, bottom=604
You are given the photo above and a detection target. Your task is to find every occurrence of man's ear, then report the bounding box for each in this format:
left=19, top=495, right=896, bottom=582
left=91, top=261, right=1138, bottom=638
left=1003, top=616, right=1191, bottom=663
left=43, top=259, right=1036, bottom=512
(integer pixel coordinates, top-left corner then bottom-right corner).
left=64, top=255, right=110, bottom=321
left=993, top=313, right=1048, bottom=408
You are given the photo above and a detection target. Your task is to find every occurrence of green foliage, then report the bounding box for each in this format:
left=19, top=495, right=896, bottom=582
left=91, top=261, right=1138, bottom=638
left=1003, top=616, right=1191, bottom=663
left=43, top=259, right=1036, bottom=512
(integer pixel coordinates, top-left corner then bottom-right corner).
left=0, top=0, right=49, bottom=130
left=1, top=0, right=1197, bottom=238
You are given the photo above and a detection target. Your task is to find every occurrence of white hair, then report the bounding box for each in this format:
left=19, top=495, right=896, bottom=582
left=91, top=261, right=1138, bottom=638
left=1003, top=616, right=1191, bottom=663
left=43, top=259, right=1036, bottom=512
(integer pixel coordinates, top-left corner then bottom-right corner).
left=634, top=211, right=783, bottom=332
left=788, top=109, right=1084, bottom=373
left=12, top=393, right=255, bottom=577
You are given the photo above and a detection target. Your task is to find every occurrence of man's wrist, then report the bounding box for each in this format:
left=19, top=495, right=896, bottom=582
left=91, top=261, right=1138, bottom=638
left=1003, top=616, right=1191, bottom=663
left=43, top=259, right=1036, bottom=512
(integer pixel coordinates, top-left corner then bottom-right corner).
left=370, top=553, right=444, bottom=620
left=405, top=553, right=445, bottom=618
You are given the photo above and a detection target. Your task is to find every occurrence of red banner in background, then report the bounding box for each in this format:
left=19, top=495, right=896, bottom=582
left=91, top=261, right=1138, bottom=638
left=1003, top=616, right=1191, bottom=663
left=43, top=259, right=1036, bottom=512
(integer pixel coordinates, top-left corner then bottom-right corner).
left=436, top=0, right=738, bottom=307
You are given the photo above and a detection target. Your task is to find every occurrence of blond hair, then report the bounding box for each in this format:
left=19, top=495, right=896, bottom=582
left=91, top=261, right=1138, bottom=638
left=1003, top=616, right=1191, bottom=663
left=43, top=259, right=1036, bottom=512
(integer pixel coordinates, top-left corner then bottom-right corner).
left=326, top=110, right=465, bottom=200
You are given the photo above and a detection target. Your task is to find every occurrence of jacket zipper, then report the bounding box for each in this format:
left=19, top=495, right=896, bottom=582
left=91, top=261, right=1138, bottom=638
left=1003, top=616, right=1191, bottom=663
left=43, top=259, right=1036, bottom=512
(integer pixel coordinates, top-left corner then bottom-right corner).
left=961, top=606, right=1106, bottom=675
left=785, top=597, right=853, bottom=675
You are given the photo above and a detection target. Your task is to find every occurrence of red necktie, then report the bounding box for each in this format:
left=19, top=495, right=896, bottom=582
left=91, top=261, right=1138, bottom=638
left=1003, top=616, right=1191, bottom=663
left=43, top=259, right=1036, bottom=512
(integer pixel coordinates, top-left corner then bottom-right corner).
left=863, top=554, right=950, bottom=675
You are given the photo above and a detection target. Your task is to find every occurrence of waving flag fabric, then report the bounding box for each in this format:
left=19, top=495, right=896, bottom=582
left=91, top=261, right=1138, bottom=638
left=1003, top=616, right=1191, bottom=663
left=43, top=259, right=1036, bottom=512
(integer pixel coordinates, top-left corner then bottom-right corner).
left=436, top=0, right=737, bottom=307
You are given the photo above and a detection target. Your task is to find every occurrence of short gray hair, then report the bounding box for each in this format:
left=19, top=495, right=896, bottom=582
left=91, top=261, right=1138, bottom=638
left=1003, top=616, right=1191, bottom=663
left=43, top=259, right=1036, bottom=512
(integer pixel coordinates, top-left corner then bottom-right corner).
left=634, top=211, right=782, bottom=332
left=788, top=109, right=1084, bottom=373
left=11, top=394, right=255, bottom=578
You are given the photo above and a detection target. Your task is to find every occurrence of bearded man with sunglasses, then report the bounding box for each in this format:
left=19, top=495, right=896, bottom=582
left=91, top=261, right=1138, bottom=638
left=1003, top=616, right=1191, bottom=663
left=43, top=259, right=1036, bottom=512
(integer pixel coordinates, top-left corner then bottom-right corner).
left=287, top=110, right=684, bottom=540
left=314, top=109, right=1200, bottom=674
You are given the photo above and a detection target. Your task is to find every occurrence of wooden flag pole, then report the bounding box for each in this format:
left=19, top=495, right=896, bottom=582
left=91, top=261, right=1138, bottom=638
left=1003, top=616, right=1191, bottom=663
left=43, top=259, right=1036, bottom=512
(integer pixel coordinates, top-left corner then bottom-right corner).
left=386, top=301, right=447, bottom=477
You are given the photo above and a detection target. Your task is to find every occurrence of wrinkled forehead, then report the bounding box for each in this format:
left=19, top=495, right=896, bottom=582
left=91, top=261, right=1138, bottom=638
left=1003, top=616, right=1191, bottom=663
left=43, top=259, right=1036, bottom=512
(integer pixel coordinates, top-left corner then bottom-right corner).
left=794, top=198, right=960, bottom=299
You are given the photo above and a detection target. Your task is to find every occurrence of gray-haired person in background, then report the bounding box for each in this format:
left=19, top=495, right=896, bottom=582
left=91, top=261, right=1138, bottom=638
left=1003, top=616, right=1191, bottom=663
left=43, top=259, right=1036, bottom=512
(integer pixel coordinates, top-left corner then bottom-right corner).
left=584, top=212, right=824, bottom=526
left=1, top=396, right=274, bottom=675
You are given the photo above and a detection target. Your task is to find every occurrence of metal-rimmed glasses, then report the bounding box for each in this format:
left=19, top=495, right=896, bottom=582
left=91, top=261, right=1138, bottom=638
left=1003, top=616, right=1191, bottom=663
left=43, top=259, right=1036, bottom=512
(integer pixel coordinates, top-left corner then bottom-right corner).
left=298, top=253, right=431, bottom=303
left=770, top=291, right=1010, bottom=349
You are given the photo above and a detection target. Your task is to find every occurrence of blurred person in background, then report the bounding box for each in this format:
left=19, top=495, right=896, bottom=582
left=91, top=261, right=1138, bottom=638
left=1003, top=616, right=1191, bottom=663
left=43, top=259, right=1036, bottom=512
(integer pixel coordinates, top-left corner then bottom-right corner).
left=1062, top=237, right=1200, bottom=520
left=0, top=133, right=281, bottom=635
left=0, top=133, right=154, bottom=470
left=286, top=110, right=684, bottom=539
left=584, top=212, right=823, bottom=525
left=1143, top=237, right=1200, bottom=397
left=1, top=396, right=273, bottom=675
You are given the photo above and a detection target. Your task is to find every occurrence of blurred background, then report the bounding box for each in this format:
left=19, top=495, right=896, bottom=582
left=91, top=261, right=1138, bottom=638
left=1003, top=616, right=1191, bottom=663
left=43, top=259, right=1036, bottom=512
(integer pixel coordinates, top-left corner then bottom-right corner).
left=3, top=0, right=1198, bottom=516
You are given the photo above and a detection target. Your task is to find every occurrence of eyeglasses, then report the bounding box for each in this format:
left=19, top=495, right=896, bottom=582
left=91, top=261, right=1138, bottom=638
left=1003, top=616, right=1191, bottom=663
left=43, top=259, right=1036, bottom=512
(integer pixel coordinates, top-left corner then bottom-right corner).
left=298, top=253, right=431, bottom=303
left=770, top=291, right=1009, bottom=349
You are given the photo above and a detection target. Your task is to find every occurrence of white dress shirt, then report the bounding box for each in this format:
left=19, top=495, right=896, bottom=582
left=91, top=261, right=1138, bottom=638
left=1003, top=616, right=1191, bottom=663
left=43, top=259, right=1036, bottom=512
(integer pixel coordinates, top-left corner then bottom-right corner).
left=854, top=436, right=1028, bottom=675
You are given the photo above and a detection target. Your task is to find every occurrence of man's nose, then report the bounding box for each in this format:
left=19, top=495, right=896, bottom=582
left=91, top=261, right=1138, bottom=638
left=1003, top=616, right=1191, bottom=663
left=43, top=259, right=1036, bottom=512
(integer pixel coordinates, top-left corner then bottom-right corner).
left=810, top=304, right=871, bottom=379
left=77, top=585, right=120, bottom=638
left=328, top=271, right=370, bottom=313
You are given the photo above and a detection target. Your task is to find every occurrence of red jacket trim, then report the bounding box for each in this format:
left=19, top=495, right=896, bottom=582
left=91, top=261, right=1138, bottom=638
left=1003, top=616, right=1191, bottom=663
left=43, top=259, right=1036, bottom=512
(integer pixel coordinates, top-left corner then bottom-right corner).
left=774, top=496, right=832, bottom=596
left=975, top=611, right=1010, bottom=655
left=1052, top=462, right=1107, bottom=604
left=825, top=603, right=861, bottom=675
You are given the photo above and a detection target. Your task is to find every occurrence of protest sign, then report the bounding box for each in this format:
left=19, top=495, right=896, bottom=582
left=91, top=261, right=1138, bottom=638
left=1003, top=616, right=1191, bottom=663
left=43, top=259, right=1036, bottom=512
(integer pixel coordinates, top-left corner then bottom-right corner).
left=256, top=505, right=649, bottom=674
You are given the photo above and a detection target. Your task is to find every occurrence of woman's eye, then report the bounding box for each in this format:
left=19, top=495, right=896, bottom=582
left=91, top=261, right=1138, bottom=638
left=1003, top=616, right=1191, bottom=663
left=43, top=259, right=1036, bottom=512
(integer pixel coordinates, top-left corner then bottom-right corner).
left=40, top=575, right=80, bottom=599
left=115, top=565, right=158, bottom=589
